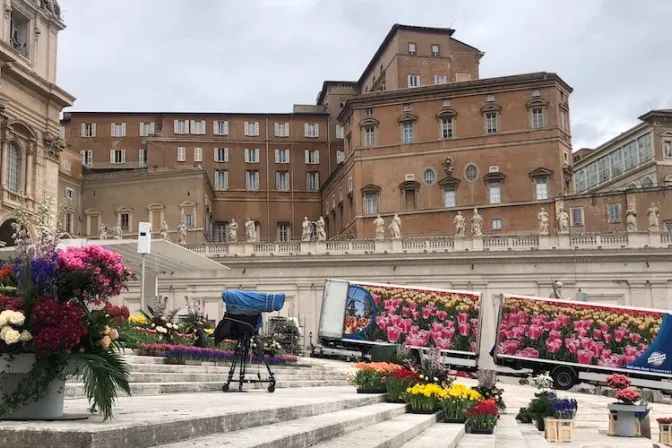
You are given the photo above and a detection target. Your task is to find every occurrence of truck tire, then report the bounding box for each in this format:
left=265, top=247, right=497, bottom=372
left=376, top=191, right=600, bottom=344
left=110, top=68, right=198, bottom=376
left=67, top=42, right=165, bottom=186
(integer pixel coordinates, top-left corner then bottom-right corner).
left=551, top=367, right=576, bottom=390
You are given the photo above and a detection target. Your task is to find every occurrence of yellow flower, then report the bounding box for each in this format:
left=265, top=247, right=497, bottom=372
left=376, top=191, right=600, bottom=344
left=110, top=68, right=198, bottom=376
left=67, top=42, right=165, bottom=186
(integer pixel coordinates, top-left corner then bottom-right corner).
left=129, top=315, right=149, bottom=326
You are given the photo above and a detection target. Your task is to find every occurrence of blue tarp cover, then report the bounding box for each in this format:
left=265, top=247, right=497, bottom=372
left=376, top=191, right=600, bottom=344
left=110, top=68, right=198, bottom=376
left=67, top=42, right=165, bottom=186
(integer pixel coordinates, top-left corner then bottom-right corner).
left=221, top=290, right=286, bottom=315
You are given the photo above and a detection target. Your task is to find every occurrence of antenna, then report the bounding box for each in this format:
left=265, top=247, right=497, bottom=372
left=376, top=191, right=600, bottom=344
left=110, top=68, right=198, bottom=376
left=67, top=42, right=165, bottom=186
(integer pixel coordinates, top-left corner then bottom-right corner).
left=448, top=18, right=456, bottom=29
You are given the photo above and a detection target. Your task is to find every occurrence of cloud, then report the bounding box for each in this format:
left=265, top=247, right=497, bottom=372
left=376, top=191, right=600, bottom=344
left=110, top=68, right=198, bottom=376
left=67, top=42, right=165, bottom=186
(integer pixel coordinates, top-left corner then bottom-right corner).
left=57, top=0, right=672, bottom=149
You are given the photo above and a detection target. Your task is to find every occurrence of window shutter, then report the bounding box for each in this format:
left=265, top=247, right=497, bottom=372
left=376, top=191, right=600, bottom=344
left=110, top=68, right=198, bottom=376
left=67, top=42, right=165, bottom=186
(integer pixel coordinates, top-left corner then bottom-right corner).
left=315, top=123, right=319, bottom=137
left=139, top=122, right=145, bottom=136
left=173, top=120, right=179, bottom=133
left=315, top=150, right=320, bottom=163
left=304, top=123, right=309, bottom=137
left=224, top=148, right=229, bottom=162
left=92, top=123, right=97, bottom=137
left=138, top=149, right=143, bottom=163
left=274, top=123, right=279, bottom=136
left=87, top=150, right=92, bottom=162
left=80, top=150, right=85, bottom=157
left=275, top=149, right=279, bottom=163
left=190, top=120, right=196, bottom=134
left=121, top=150, right=126, bottom=163
left=80, top=123, right=85, bottom=137
left=315, top=173, right=319, bottom=187
left=212, top=120, right=218, bottom=134
left=305, top=173, right=310, bottom=190
left=214, top=148, right=219, bottom=161
left=285, top=123, right=289, bottom=136
left=150, top=122, right=155, bottom=134
left=224, top=121, right=229, bottom=135
left=304, top=150, right=309, bottom=163
left=110, top=123, right=116, bottom=137
left=276, top=171, right=280, bottom=188
left=109, top=149, right=115, bottom=163
left=121, top=123, right=127, bottom=136
left=184, top=120, right=190, bottom=134
left=245, top=148, right=249, bottom=162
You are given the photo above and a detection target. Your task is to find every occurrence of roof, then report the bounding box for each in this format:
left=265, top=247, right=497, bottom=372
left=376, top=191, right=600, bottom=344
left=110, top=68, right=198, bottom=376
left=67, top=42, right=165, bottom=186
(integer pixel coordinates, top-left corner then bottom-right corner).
left=573, top=121, right=651, bottom=168
left=316, top=80, right=358, bottom=105
left=61, top=110, right=329, bottom=122
left=638, top=109, right=672, bottom=122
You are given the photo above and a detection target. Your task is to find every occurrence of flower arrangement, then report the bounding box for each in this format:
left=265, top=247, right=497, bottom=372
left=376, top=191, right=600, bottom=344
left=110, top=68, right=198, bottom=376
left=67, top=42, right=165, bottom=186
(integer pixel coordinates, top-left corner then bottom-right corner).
left=474, top=369, right=506, bottom=410
left=128, top=314, right=149, bottom=327
left=657, top=417, right=672, bottom=424
left=410, top=348, right=453, bottom=387
left=181, top=296, right=211, bottom=348
left=139, top=296, right=180, bottom=344
left=527, top=391, right=557, bottom=431
left=352, top=362, right=403, bottom=392
left=529, top=373, right=553, bottom=390
left=606, top=373, right=631, bottom=390
left=0, top=193, right=135, bottom=420
left=466, top=399, right=499, bottom=433
left=551, top=398, right=578, bottom=419
left=438, top=383, right=481, bottom=422
left=383, top=368, right=421, bottom=402
left=136, top=343, right=298, bottom=364
left=516, top=407, right=533, bottom=423
left=405, top=383, right=447, bottom=413
left=615, top=388, right=641, bottom=405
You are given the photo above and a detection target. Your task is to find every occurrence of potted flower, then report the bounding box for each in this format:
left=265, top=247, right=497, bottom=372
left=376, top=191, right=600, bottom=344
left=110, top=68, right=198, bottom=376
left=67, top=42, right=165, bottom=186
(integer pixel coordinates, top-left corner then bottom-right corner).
left=527, top=391, right=556, bottom=432
left=516, top=407, right=533, bottom=424
left=545, top=398, right=578, bottom=442
left=607, top=387, right=648, bottom=437
left=384, top=368, right=420, bottom=403
left=466, top=398, right=499, bottom=434
left=405, top=383, right=446, bottom=414
left=657, top=417, right=672, bottom=445
left=352, top=362, right=402, bottom=393
left=551, top=398, right=578, bottom=420
left=474, top=370, right=506, bottom=411
left=438, top=383, right=481, bottom=423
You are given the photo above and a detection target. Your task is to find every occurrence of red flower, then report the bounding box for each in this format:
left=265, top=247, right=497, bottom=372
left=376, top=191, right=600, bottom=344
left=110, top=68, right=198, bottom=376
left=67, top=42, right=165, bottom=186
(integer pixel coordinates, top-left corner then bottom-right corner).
left=657, top=417, right=672, bottom=424
left=466, top=399, right=499, bottom=417
left=0, top=295, right=20, bottom=311
left=615, top=388, right=640, bottom=405
left=606, top=374, right=631, bottom=390
left=31, top=297, right=88, bottom=356
left=527, top=325, right=542, bottom=340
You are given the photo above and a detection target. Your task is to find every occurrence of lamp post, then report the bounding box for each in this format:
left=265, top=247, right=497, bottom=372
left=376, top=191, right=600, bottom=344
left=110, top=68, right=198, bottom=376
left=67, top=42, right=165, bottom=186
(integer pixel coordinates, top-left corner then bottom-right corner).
left=137, top=222, right=151, bottom=311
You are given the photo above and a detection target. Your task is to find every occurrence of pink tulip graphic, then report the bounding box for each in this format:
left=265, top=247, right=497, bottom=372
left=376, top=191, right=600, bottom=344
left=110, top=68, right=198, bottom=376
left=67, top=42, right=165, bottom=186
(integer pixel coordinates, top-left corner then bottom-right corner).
left=630, top=333, right=642, bottom=344
left=372, top=294, right=381, bottom=305
left=401, top=307, right=410, bottom=317
left=601, top=348, right=612, bottom=357
left=560, top=315, right=570, bottom=327
left=577, top=349, right=593, bottom=365
left=442, top=327, right=455, bottom=340
left=578, top=328, right=587, bottom=338
left=593, top=329, right=602, bottom=340
left=435, top=338, right=452, bottom=350
left=387, top=326, right=402, bottom=343
left=430, top=330, right=443, bottom=341
left=513, top=326, right=525, bottom=338
left=625, top=345, right=637, bottom=356
left=506, top=330, right=515, bottom=340
left=471, top=318, right=480, bottom=328
left=546, top=339, right=562, bottom=354
left=516, top=348, right=540, bottom=359
left=432, top=322, right=443, bottom=332
left=422, top=307, right=433, bottom=319
left=458, top=322, right=471, bottom=337
left=549, top=320, right=562, bottom=332
left=375, top=316, right=389, bottom=331
left=408, top=302, right=417, bottom=311
left=527, top=325, right=542, bottom=340
left=543, top=321, right=552, bottom=331
left=603, top=333, right=613, bottom=344
left=473, top=327, right=479, bottom=340
left=412, top=311, right=420, bottom=321
left=400, top=319, right=413, bottom=333
left=548, top=330, right=561, bottom=341
left=600, top=324, right=609, bottom=334
left=437, top=310, right=448, bottom=321
left=573, top=321, right=583, bottom=331
left=639, top=343, right=649, bottom=352
left=614, top=329, right=626, bottom=342
left=624, top=355, right=637, bottom=365
left=409, top=326, right=419, bottom=335
left=531, top=318, right=543, bottom=327
left=445, top=321, right=455, bottom=328
left=565, top=338, right=580, bottom=354
left=509, top=313, right=520, bottom=326
left=457, top=313, right=469, bottom=324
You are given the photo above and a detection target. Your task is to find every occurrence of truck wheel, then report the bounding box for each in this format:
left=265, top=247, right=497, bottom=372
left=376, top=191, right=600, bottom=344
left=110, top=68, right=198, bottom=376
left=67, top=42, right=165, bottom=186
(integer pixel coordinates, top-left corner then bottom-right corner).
left=551, top=367, right=576, bottom=390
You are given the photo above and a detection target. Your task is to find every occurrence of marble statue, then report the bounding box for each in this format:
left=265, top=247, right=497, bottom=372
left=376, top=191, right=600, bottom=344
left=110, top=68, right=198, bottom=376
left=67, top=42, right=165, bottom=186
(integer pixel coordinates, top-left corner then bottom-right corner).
left=537, top=207, right=549, bottom=235
left=442, top=154, right=455, bottom=176
left=316, top=216, right=326, bottom=241
left=373, top=214, right=385, bottom=240
left=245, top=218, right=256, bottom=242
left=160, top=220, right=170, bottom=240
left=112, top=224, right=123, bottom=240
left=471, top=208, right=483, bottom=236
left=453, top=212, right=465, bottom=237
left=549, top=281, right=564, bottom=299
left=647, top=202, right=660, bottom=232
left=557, top=208, right=569, bottom=234
left=389, top=214, right=402, bottom=239
left=228, top=218, right=238, bottom=242
left=98, top=223, right=108, bottom=240
left=177, top=222, right=187, bottom=244
left=625, top=205, right=637, bottom=233
left=301, top=217, right=312, bottom=242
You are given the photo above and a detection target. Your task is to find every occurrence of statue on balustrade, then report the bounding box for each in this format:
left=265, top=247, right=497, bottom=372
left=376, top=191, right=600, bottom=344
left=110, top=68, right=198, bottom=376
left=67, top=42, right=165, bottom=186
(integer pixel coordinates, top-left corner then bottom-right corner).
left=301, top=217, right=312, bottom=242
left=177, top=222, right=188, bottom=244
left=389, top=214, right=402, bottom=239
left=112, top=224, right=123, bottom=240
left=537, top=207, right=549, bottom=235
left=647, top=202, right=661, bottom=232
left=316, top=216, right=326, bottom=241
left=228, top=219, right=238, bottom=242
left=453, top=211, right=465, bottom=237
left=471, top=208, right=483, bottom=236
left=556, top=208, right=569, bottom=234
left=625, top=205, right=638, bottom=233
left=160, top=220, right=170, bottom=240
left=373, top=214, right=385, bottom=240
left=245, top=218, right=256, bottom=242
left=98, top=223, right=108, bottom=240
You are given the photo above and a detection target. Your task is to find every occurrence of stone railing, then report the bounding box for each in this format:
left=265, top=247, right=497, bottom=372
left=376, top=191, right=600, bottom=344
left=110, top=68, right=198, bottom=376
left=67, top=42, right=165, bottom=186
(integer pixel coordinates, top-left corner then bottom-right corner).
left=185, top=231, right=671, bottom=258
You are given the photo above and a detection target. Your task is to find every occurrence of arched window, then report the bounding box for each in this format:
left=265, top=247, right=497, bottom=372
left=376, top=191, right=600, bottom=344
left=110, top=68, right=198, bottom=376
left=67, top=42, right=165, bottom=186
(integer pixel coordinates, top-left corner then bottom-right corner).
left=7, top=142, right=21, bottom=192
left=641, top=176, right=654, bottom=188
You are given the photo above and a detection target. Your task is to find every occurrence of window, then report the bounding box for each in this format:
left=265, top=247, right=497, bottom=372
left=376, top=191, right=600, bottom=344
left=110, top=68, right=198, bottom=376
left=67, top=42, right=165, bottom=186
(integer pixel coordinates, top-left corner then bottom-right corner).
left=363, top=126, right=376, bottom=146
left=119, top=213, right=130, bottom=231
left=276, top=171, right=290, bottom=191
left=190, top=120, right=206, bottom=135
left=610, top=149, right=624, bottom=176
left=442, top=99, right=452, bottom=107
left=245, top=148, right=260, bottom=163
left=666, top=222, right=672, bottom=232
left=110, top=149, right=125, bottom=164
left=464, top=164, right=478, bottom=182
left=641, top=176, right=654, bottom=188
left=364, top=192, right=378, bottom=214
left=64, top=212, right=74, bottom=234
left=245, top=170, right=260, bottom=190
left=402, top=103, right=412, bottom=112
left=214, top=222, right=228, bottom=242
left=7, top=142, right=20, bottom=192
left=534, top=177, right=548, bottom=200
left=304, top=123, right=319, bottom=138
left=434, top=75, right=447, bottom=85
left=408, top=42, right=416, bottom=55
left=348, top=176, right=353, bottom=192
left=193, top=147, right=203, bottom=162
left=531, top=89, right=541, bottom=97
left=140, top=122, right=155, bottom=137
left=586, top=163, right=598, bottom=188
left=485, top=112, right=498, bottom=134
left=339, top=187, right=343, bottom=201
left=244, top=121, right=260, bottom=136
left=215, top=147, right=229, bottom=162
left=638, top=134, right=652, bottom=162
left=275, top=149, right=289, bottom=163
left=214, top=170, right=228, bottom=190
left=574, top=169, right=587, bottom=193
left=177, top=147, right=186, bottom=162
left=443, top=187, right=456, bottom=207
left=623, top=142, right=638, bottom=170
left=65, top=187, right=75, bottom=199
left=486, top=94, right=496, bottom=102
left=408, top=75, right=420, bottom=88
left=431, top=44, right=440, bottom=57
left=402, top=122, right=414, bottom=143
left=173, top=120, right=189, bottom=134
left=306, top=172, right=319, bottom=190
left=214, top=120, right=229, bottom=135
left=597, top=157, right=610, bottom=183
left=531, top=108, right=545, bottom=129
left=81, top=123, right=96, bottom=137
left=81, top=150, right=92, bottom=168
left=64, top=159, right=72, bottom=171
left=139, top=149, right=148, bottom=168
left=608, top=204, right=621, bottom=223
left=571, top=208, right=584, bottom=226
left=561, top=110, right=569, bottom=132
left=365, top=108, right=373, bottom=115
left=277, top=223, right=290, bottom=242
left=336, top=125, right=344, bottom=139
left=305, top=149, right=319, bottom=164
left=492, top=218, right=502, bottom=230
left=182, top=214, right=194, bottom=228
left=423, top=168, right=436, bottom=185
left=111, top=123, right=126, bottom=137
left=563, top=151, right=569, bottom=164
left=441, top=117, right=454, bottom=139
left=10, top=10, right=29, bottom=57
left=488, top=181, right=501, bottom=204
left=664, top=140, right=672, bottom=159
left=275, top=122, right=289, bottom=137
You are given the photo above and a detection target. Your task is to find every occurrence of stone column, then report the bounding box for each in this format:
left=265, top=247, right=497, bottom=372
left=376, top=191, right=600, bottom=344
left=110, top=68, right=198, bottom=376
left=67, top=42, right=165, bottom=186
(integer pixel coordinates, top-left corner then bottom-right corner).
left=25, top=143, right=34, bottom=199
left=0, top=139, right=7, bottom=189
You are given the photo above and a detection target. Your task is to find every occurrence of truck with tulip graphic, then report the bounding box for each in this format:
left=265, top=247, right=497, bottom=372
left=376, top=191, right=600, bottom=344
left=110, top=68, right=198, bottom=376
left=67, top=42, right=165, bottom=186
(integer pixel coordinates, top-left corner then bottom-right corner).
left=315, top=280, right=672, bottom=392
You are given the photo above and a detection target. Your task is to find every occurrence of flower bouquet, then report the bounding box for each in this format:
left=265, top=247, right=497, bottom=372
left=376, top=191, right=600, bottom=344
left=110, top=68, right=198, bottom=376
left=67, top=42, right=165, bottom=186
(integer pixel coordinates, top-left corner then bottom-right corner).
left=551, top=398, right=578, bottom=419
left=139, top=296, right=180, bottom=344
left=466, top=398, right=499, bottom=434
left=181, top=297, right=211, bottom=348
left=405, top=383, right=446, bottom=414
left=352, top=362, right=402, bottom=393
left=615, top=388, right=641, bottom=405
left=0, top=194, right=135, bottom=421
left=384, top=368, right=420, bottom=403
left=606, top=373, right=631, bottom=390
left=438, top=383, right=481, bottom=423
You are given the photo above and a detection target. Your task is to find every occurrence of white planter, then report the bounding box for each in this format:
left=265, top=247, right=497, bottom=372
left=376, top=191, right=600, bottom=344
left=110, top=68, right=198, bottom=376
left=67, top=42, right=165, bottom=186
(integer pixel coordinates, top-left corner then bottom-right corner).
left=0, top=354, right=65, bottom=420
left=607, top=403, right=648, bottom=437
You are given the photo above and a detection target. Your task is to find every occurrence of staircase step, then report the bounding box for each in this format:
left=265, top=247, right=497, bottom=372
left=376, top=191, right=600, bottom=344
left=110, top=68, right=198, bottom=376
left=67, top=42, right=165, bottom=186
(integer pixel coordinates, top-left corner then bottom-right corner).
left=492, top=415, right=526, bottom=445
left=518, top=422, right=552, bottom=447
left=400, top=423, right=465, bottom=448
left=127, top=363, right=338, bottom=374
left=157, top=403, right=408, bottom=447
left=311, top=412, right=440, bottom=448
left=126, top=371, right=341, bottom=383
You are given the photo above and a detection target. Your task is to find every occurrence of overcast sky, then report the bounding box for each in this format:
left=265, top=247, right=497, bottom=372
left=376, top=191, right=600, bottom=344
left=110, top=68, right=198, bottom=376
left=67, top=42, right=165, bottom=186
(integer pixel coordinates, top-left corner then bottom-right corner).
left=57, top=0, right=672, bottom=150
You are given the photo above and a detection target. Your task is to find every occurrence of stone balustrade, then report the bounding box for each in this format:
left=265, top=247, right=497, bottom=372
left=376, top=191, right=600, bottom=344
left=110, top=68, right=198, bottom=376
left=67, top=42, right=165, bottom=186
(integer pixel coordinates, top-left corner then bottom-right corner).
left=185, top=231, right=672, bottom=258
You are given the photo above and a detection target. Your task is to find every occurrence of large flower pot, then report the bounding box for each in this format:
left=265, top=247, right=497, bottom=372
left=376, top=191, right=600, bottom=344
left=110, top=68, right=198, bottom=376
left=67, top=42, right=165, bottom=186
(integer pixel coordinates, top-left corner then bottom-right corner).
left=607, top=403, right=648, bottom=437
left=0, top=354, right=65, bottom=420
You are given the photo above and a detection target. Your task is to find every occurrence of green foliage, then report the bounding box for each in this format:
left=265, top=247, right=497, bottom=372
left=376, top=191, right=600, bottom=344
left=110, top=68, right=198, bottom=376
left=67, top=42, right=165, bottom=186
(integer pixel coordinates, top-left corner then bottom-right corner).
left=516, top=406, right=533, bottom=423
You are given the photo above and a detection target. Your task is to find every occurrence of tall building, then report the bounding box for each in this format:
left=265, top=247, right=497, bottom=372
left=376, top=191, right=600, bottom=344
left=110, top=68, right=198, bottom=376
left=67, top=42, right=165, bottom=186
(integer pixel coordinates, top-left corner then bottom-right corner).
left=0, top=0, right=75, bottom=245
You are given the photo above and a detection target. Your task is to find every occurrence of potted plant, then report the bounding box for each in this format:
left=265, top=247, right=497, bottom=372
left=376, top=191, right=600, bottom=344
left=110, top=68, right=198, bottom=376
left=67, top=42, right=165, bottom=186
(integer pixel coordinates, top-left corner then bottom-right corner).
left=384, top=368, right=420, bottom=403
left=474, top=369, right=506, bottom=411
left=607, top=387, right=648, bottom=437
left=466, top=398, right=499, bottom=434
left=516, top=407, right=533, bottom=424
left=545, top=398, right=578, bottom=442
left=527, top=391, right=556, bottom=432
left=405, top=383, right=446, bottom=414
left=352, top=362, right=402, bottom=393
left=657, top=417, right=672, bottom=445
left=438, top=383, right=481, bottom=423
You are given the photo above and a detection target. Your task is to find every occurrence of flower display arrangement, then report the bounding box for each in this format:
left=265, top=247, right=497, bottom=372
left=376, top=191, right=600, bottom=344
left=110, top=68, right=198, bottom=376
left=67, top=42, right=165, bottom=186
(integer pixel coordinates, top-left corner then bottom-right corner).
left=409, top=348, right=454, bottom=387
left=139, top=296, right=180, bottom=344
left=383, top=368, right=420, bottom=403
left=348, top=284, right=481, bottom=353
left=497, top=297, right=662, bottom=367
left=474, top=369, right=506, bottom=411
left=405, top=383, right=447, bottom=414
left=526, top=391, right=557, bottom=431
left=0, top=194, right=135, bottom=420
left=181, top=297, right=211, bottom=348
left=352, top=362, right=403, bottom=393
left=605, top=373, right=642, bottom=405
left=438, top=383, right=481, bottom=423
left=551, top=398, right=578, bottom=419
left=465, top=398, right=499, bottom=434
left=606, top=373, right=632, bottom=390
left=615, top=388, right=641, bottom=405
left=136, top=343, right=297, bottom=364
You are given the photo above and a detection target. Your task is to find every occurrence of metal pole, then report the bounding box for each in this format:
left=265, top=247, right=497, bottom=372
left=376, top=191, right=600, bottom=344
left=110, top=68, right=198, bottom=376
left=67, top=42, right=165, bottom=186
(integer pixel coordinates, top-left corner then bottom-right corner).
left=140, top=253, right=146, bottom=311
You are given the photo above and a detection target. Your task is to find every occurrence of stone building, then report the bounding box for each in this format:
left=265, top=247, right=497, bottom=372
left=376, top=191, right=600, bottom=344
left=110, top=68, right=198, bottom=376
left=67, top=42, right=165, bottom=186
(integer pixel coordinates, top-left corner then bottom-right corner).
left=0, top=0, right=75, bottom=245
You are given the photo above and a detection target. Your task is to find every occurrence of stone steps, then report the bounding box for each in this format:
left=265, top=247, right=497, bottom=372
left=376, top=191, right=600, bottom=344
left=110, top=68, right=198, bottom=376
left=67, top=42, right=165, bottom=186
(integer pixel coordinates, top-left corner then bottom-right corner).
left=126, top=371, right=345, bottom=383
left=399, top=424, right=465, bottom=448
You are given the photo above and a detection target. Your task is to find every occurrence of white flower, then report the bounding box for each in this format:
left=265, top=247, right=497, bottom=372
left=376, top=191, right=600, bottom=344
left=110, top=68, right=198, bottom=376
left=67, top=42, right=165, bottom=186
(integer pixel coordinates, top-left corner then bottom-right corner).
left=3, top=328, right=20, bottom=345
left=433, top=377, right=439, bottom=382
left=0, top=325, right=9, bottom=339
left=166, top=323, right=173, bottom=329
left=419, top=374, right=425, bottom=380
left=8, top=311, right=25, bottom=326
left=19, top=330, right=32, bottom=342
left=0, top=310, right=12, bottom=327
left=156, top=326, right=167, bottom=334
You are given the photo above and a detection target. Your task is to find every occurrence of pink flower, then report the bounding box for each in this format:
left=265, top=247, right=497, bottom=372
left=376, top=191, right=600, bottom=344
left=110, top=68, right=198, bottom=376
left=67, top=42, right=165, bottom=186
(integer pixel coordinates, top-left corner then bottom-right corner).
left=601, top=349, right=612, bottom=357
left=401, top=307, right=410, bottom=317
left=614, top=328, right=626, bottom=342
left=421, top=307, right=433, bottom=319
left=527, top=325, right=542, bottom=340
left=512, top=326, right=525, bottom=338
left=639, top=344, right=649, bottom=352
left=372, top=294, right=381, bottom=305
left=408, top=302, right=417, bottom=311
left=508, top=313, right=520, bottom=326
left=387, top=326, right=402, bottom=344
left=458, top=322, right=471, bottom=336
left=625, top=345, right=637, bottom=356
left=565, top=338, right=580, bottom=354
left=100, top=335, right=112, bottom=349
left=549, top=320, right=562, bottom=332
left=436, top=310, right=447, bottom=321
left=578, top=328, right=587, bottom=338
left=457, top=313, right=469, bottom=324
left=375, top=316, right=389, bottom=331
left=560, top=315, right=570, bottom=327
left=577, top=349, right=593, bottom=365
left=430, top=330, right=443, bottom=341
left=603, top=333, right=613, bottom=344
left=624, top=355, right=637, bottom=365
left=531, top=317, right=543, bottom=327
left=472, top=327, right=479, bottom=340
left=109, top=329, right=119, bottom=341
left=546, top=339, right=562, bottom=354
left=516, top=347, right=539, bottom=359
left=548, top=330, right=562, bottom=341
left=630, top=333, right=642, bottom=344
left=431, top=322, right=443, bottom=332
left=471, top=318, right=480, bottom=328
left=412, top=311, right=420, bottom=321
left=442, top=327, right=455, bottom=340
left=435, top=338, right=452, bottom=350
left=593, top=329, right=602, bottom=340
